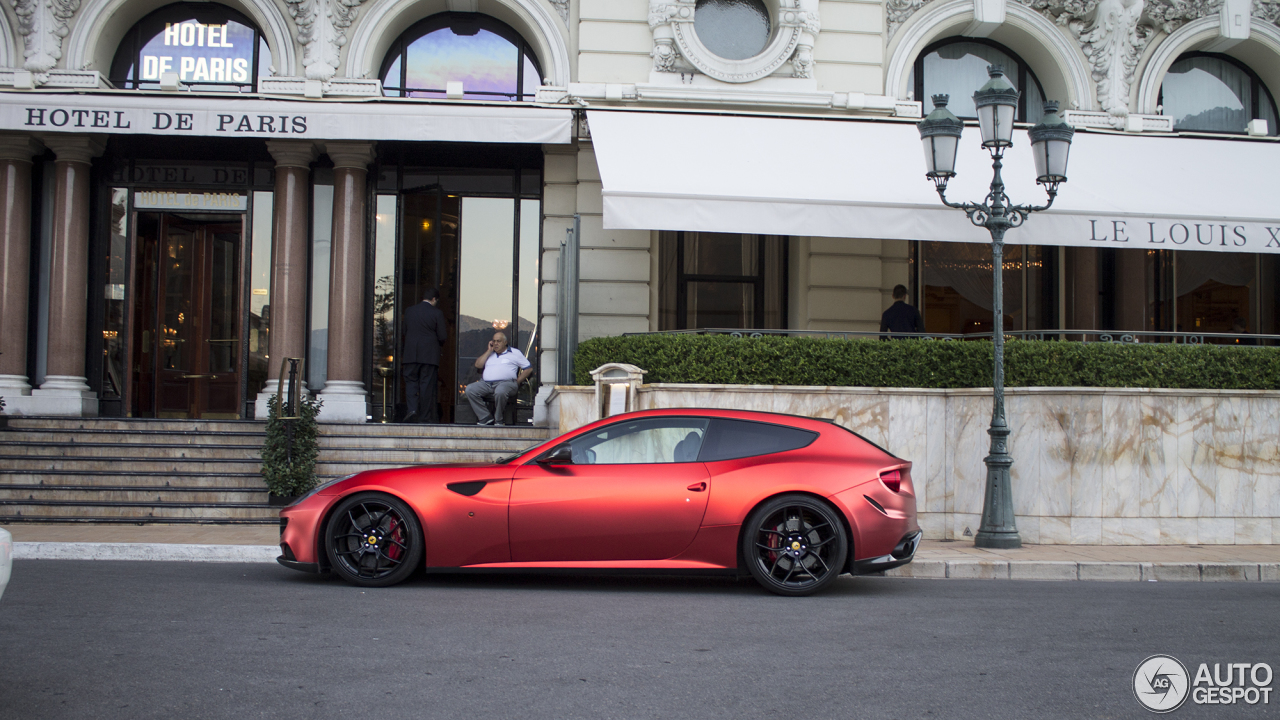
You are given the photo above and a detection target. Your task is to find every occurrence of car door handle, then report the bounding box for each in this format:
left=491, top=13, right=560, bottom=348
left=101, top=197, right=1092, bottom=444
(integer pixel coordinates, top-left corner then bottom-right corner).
left=687, top=482, right=706, bottom=492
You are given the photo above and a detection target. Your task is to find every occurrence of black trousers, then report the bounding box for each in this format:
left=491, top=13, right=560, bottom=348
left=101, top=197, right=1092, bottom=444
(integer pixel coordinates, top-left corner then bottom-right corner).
left=401, top=363, right=439, bottom=422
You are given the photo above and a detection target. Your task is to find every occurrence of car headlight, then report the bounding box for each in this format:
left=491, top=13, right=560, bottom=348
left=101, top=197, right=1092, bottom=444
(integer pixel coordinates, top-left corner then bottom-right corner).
left=290, top=474, right=357, bottom=507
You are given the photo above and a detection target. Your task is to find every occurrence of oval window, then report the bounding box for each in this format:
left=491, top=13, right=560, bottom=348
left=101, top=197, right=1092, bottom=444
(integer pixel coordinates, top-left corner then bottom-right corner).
left=694, top=0, right=771, bottom=61
left=110, top=2, right=271, bottom=92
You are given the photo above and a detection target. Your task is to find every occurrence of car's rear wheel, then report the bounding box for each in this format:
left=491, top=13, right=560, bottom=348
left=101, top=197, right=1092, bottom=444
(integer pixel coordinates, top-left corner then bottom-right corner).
left=742, top=495, right=848, bottom=596
left=325, top=493, right=423, bottom=587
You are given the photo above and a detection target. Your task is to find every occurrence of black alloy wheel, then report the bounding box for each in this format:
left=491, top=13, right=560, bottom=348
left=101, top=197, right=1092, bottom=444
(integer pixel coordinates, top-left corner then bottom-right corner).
left=742, top=494, right=849, bottom=596
left=325, top=492, right=424, bottom=587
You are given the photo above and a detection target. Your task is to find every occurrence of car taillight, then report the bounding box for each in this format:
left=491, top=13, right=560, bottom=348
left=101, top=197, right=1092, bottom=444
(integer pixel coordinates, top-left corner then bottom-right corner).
left=880, top=469, right=901, bottom=493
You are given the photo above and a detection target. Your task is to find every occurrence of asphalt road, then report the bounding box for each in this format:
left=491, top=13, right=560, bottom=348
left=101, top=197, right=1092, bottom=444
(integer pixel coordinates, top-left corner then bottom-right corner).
left=0, top=561, right=1276, bottom=720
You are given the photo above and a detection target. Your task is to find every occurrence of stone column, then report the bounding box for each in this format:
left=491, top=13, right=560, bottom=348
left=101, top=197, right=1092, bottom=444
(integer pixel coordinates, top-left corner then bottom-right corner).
left=31, top=135, right=104, bottom=417
left=0, top=135, right=42, bottom=410
left=255, top=140, right=317, bottom=419
left=318, top=141, right=376, bottom=423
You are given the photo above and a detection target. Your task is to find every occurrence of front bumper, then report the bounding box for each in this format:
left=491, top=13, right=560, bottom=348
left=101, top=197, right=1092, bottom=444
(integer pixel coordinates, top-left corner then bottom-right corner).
left=276, top=556, right=325, bottom=574
left=849, top=530, right=922, bottom=575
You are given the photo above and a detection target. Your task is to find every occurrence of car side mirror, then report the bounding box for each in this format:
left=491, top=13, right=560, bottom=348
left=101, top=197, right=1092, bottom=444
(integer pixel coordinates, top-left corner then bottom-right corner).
left=537, top=443, right=574, bottom=465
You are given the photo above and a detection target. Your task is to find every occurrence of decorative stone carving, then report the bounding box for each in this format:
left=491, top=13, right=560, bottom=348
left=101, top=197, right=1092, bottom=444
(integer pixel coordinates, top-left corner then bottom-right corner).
left=887, top=0, right=931, bottom=40
left=649, top=1, right=682, bottom=72
left=1255, top=0, right=1280, bottom=23
left=286, top=0, right=368, bottom=81
left=1074, top=0, right=1150, bottom=119
left=649, top=0, right=821, bottom=83
left=1144, top=0, right=1221, bottom=33
left=13, top=0, right=81, bottom=82
left=550, top=0, right=569, bottom=24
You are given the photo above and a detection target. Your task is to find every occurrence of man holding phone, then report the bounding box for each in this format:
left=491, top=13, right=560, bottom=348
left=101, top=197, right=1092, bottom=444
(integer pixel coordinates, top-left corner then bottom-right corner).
left=464, top=331, right=533, bottom=426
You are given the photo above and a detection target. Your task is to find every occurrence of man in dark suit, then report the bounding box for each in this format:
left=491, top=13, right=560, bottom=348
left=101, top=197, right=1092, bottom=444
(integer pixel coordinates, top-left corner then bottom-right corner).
left=401, top=287, right=448, bottom=423
left=880, top=284, right=922, bottom=339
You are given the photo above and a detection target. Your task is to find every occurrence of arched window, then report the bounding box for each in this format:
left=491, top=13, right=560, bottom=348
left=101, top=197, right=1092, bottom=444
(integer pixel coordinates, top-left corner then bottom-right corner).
left=1159, top=53, right=1278, bottom=136
left=380, top=13, right=541, bottom=101
left=110, top=3, right=271, bottom=92
left=909, top=39, right=1045, bottom=123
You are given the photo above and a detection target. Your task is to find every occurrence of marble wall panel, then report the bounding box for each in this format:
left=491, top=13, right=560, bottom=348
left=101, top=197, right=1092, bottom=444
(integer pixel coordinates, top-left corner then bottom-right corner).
left=947, top=393, right=990, bottom=517
left=1069, top=394, right=1105, bottom=519
left=1102, top=517, right=1159, bottom=545
left=1247, top=397, right=1280, bottom=518
left=1158, top=518, right=1199, bottom=544
left=1070, top=516, right=1102, bottom=544
left=1198, top=517, right=1234, bottom=544
left=887, top=394, right=929, bottom=510
left=1178, top=395, right=1219, bottom=519
left=1212, top=396, right=1249, bottom=517
left=1102, top=394, right=1142, bottom=518
left=924, top=394, right=947, bottom=514
left=1005, top=394, right=1040, bottom=518
left=1016, top=515, right=1040, bottom=545
left=1235, top=518, right=1272, bottom=545
left=1139, top=394, right=1180, bottom=517
left=1035, top=394, right=1073, bottom=519
left=1040, top=517, right=1072, bottom=544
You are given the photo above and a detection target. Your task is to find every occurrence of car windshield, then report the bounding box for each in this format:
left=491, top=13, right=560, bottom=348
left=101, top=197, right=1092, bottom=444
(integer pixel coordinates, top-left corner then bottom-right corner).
left=494, top=441, right=547, bottom=465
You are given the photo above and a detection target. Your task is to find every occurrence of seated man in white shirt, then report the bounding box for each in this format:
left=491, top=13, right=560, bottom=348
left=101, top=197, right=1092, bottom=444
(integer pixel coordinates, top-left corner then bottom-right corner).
left=464, top=332, right=533, bottom=426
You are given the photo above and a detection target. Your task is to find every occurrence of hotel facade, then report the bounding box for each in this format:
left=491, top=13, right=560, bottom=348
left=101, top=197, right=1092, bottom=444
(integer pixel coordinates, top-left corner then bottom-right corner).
left=0, top=0, right=1277, bottom=424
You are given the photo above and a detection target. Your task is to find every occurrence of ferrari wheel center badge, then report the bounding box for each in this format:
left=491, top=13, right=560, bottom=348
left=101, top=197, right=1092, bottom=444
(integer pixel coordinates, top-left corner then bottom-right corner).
left=368, top=536, right=378, bottom=544
left=791, top=541, right=802, bottom=551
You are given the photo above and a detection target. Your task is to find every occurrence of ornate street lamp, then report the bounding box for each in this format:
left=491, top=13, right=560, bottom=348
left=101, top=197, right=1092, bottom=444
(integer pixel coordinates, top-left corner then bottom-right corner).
left=917, top=66, right=1075, bottom=549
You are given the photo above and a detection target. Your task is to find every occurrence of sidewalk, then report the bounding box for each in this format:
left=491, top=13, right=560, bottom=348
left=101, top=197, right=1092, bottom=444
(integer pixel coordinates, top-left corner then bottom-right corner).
left=4, top=524, right=1280, bottom=581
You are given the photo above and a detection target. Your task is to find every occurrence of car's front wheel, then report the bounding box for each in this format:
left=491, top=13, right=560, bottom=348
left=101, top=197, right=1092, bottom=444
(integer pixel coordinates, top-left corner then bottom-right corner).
left=325, top=492, right=423, bottom=587
left=742, top=494, right=849, bottom=596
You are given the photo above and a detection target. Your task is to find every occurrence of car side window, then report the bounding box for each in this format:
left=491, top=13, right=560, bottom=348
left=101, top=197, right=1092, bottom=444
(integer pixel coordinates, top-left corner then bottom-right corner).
left=568, top=418, right=709, bottom=464
left=698, top=419, right=819, bottom=462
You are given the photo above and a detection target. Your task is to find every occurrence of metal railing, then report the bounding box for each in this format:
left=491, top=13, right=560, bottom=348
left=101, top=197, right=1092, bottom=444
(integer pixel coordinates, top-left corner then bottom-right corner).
left=623, top=328, right=1280, bottom=346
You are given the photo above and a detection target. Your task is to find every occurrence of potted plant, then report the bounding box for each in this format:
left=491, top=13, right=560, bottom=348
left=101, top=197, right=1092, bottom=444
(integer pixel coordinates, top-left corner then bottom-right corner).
left=261, top=393, right=323, bottom=505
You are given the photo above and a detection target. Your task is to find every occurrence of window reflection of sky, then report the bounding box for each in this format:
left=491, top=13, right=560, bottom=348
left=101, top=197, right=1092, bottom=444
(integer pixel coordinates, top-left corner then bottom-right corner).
left=405, top=29, right=519, bottom=95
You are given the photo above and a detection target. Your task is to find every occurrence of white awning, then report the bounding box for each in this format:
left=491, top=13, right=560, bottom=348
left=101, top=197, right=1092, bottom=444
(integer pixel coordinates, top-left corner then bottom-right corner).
left=0, top=92, right=573, bottom=144
left=588, top=109, right=1280, bottom=254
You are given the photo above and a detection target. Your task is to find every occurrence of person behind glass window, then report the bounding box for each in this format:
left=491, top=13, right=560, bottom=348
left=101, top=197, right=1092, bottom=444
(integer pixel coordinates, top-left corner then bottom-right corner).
left=400, top=287, right=448, bottom=423
left=880, top=284, right=922, bottom=339
left=464, top=332, right=532, bottom=426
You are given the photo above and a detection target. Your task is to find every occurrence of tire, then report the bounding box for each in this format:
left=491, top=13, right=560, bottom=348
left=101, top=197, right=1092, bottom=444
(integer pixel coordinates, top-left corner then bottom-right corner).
left=324, top=492, right=424, bottom=588
left=741, top=494, right=849, bottom=597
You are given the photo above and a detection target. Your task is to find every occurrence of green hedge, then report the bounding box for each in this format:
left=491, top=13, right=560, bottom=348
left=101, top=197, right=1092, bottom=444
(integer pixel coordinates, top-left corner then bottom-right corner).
left=572, top=334, right=1280, bottom=389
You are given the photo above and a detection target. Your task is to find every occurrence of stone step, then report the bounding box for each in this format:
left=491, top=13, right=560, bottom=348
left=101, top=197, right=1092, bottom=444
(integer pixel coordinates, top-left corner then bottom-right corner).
left=318, top=434, right=542, bottom=449
left=6, top=418, right=265, bottom=434
left=0, top=515, right=277, bottom=525
left=0, top=456, right=262, bottom=474
left=0, top=471, right=266, bottom=489
left=0, top=429, right=266, bottom=446
left=0, top=486, right=267, bottom=504
left=0, top=499, right=279, bottom=521
left=0, top=442, right=263, bottom=460
left=318, top=423, right=549, bottom=439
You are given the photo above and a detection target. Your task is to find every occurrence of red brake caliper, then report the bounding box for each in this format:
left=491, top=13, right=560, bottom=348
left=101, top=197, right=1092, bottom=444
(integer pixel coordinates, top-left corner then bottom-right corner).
left=386, top=516, right=404, bottom=562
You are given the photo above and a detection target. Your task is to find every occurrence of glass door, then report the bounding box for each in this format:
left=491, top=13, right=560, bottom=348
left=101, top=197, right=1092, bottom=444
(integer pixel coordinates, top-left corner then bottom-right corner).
left=132, top=212, right=244, bottom=418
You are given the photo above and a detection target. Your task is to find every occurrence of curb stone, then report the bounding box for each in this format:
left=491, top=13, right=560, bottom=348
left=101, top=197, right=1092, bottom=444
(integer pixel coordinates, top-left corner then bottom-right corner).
left=14, top=542, right=279, bottom=563
left=12, top=543, right=1280, bottom=581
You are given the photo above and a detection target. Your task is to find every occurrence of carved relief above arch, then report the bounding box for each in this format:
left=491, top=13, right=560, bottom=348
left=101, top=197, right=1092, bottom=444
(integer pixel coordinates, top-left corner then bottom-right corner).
left=344, top=0, right=570, bottom=85
left=1136, top=16, right=1280, bottom=114
left=885, top=0, right=1095, bottom=111
left=65, top=0, right=296, bottom=77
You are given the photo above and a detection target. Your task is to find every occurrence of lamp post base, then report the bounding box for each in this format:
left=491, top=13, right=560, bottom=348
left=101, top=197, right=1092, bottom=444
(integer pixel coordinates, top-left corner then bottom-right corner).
left=974, top=530, right=1022, bottom=549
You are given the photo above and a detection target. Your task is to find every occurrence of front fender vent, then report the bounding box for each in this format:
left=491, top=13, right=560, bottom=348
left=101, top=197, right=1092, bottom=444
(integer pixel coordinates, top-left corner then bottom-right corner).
left=447, top=481, right=488, bottom=497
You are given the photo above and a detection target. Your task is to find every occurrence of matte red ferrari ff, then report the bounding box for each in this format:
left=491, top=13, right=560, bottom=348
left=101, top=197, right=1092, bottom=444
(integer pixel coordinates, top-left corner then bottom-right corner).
left=277, top=408, right=920, bottom=596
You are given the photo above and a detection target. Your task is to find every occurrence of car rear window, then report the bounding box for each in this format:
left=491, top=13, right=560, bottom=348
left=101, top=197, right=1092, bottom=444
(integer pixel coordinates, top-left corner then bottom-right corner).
left=697, top=418, right=819, bottom=462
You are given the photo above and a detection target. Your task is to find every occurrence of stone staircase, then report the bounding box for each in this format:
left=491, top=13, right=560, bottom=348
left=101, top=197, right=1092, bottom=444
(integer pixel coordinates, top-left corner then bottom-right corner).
left=0, top=417, right=551, bottom=525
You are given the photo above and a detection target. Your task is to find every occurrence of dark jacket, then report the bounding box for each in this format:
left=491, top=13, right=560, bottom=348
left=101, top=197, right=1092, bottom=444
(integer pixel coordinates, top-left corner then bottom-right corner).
left=880, top=301, right=922, bottom=336
left=401, top=301, right=448, bottom=365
